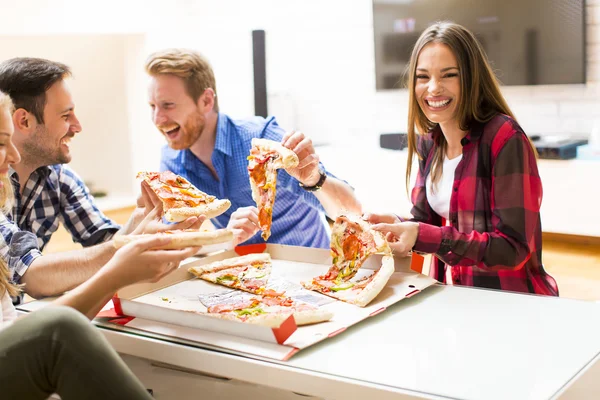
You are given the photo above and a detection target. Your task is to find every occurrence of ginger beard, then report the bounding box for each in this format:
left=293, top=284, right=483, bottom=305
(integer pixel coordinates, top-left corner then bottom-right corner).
left=158, top=108, right=205, bottom=150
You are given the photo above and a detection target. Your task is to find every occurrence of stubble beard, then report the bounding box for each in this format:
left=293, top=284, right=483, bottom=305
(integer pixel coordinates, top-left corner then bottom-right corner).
left=20, top=125, right=71, bottom=167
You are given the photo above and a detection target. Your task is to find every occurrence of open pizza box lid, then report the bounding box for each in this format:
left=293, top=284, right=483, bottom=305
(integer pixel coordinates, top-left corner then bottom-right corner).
left=111, top=243, right=437, bottom=361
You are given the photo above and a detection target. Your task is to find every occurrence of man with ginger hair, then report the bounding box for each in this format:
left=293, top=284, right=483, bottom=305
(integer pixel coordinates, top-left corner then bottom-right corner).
left=146, top=48, right=361, bottom=248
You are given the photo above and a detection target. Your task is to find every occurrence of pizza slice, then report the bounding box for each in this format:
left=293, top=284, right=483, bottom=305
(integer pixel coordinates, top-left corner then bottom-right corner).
left=301, top=255, right=395, bottom=307
left=302, top=214, right=394, bottom=307
left=112, top=228, right=233, bottom=250
left=204, top=289, right=333, bottom=326
left=327, top=214, right=391, bottom=281
left=137, top=171, right=231, bottom=222
left=247, top=138, right=299, bottom=241
left=188, top=253, right=272, bottom=294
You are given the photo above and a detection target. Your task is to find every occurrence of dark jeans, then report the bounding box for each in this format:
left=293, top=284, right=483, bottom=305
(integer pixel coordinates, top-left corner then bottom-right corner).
left=0, top=305, right=152, bottom=400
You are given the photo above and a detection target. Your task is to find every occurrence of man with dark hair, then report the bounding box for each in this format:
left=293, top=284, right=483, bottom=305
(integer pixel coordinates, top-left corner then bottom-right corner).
left=0, top=57, right=201, bottom=299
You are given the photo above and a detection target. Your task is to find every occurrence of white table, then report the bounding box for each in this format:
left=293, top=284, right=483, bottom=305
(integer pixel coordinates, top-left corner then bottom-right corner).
left=93, top=284, right=600, bottom=400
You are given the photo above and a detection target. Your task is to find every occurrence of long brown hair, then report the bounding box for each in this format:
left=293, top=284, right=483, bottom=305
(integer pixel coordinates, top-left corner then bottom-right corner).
left=0, top=91, right=21, bottom=297
left=405, top=21, right=516, bottom=191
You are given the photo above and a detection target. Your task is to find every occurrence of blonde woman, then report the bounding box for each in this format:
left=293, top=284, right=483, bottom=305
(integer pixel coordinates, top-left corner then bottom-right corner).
left=368, top=22, right=558, bottom=296
left=0, top=90, right=199, bottom=398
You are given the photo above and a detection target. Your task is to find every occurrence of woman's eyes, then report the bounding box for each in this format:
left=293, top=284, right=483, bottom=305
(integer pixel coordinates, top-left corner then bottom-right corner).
left=415, top=73, right=459, bottom=80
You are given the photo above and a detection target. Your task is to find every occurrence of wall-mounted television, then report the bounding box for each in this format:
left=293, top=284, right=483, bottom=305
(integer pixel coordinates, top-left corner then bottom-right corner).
left=372, top=0, right=586, bottom=90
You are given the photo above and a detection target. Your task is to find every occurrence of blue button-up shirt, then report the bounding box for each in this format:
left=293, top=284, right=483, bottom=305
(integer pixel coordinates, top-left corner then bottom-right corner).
left=160, top=114, right=334, bottom=248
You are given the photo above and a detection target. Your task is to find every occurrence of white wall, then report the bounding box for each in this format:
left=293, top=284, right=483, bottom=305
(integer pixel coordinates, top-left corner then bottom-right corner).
left=0, top=34, right=135, bottom=195
left=0, top=0, right=597, bottom=199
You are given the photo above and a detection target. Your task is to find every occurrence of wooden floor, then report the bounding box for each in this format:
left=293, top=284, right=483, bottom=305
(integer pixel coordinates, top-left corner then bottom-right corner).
left=43, top=206, right=600, bottom=302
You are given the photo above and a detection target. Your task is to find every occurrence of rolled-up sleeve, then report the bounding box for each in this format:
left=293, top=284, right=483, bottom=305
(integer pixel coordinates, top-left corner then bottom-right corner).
left=0, top=216, right=42, bottom=283
left=57, top=166, right=120, bottom=247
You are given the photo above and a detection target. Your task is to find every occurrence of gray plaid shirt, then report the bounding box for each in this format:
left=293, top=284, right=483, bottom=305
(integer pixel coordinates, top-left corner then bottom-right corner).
left=0, top=164, right=120, bottom=282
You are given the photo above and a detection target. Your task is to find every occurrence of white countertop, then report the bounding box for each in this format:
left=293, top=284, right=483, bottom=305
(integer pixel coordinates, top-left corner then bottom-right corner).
left=91, top=284, right=600, bottom=400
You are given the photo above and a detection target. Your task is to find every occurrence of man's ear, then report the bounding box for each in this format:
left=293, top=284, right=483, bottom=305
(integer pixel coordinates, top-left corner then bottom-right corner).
left=198, top=88, right=216, bottom=112
left=12, top=109, right=36, bottom=134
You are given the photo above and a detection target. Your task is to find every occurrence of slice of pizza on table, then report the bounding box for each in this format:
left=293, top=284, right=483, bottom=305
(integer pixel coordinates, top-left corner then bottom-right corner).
left=302, top=214, right=394, bottom=307
left=138, top=171, right=231, bottom=221
left=200, top=289, right=333, bottom=327
left=247, top=138, right=299, bottom=241
left=188, top=253, right=273, bottom=294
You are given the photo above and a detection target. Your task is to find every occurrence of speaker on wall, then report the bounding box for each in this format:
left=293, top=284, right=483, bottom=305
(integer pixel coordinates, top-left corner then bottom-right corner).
left=252, top=30, right=268, bottom=118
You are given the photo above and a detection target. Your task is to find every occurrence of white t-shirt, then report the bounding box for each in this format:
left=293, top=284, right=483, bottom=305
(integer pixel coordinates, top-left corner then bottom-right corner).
left=426, top=154, right=462, bottom=284
left=426, top=155, right=462, bottom=221
left=0, top=290, right=17, bottom=332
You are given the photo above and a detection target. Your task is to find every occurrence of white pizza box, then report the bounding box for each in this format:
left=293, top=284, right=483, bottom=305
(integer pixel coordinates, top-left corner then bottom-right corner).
left=112, top=243, right=438, bottom=361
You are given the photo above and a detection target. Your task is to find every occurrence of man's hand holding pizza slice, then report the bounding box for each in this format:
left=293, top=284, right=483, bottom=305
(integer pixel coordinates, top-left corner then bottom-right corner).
left=280, top=130, right=321, bottom=187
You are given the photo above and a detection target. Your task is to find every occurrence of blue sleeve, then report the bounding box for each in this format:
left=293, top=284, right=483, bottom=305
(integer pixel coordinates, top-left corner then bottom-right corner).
left=259, top=118, right=350, bottom=211
left=57, top=166, right=120, bottom=247
left=0, top=215, right=43, bottom=283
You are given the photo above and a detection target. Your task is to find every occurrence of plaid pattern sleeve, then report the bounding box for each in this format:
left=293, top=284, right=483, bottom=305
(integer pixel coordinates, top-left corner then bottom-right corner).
left=55, top=166, right=120, bottom=247
left=411, top=115, right=557, bottom=296
left=0, top=215, right=42, bottom=282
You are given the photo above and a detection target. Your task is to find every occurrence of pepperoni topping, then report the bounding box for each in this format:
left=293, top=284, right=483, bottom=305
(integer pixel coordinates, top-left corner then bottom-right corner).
left=243, top=279, right=266, bottom=290
left=262, top=289, right=285, bottom=297
left=249, top=164, right=267, bottom=185
left=342, top=234, right=360, bottom=260
left=320, top=266, right=339, bottom=281
left=159, top=171, right=191, bottom=188
left=207, top=300, right=255, bottom=313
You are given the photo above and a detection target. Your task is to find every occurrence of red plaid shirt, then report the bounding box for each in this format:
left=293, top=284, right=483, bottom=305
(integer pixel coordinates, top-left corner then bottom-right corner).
left=410, top=114, right=558, bottom=296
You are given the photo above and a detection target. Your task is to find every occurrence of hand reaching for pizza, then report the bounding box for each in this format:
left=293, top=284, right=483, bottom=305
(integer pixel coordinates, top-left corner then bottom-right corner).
left=362, top=212, right=401, bottom=225
left=102, top=235, right=200, bottom=286
left=281, top=130, right=321, bottom=187
left=226, top=206, right=260, bottom=246
left=371, top=221, right=419, bottom=257
left=118, top=182, right=157, bottom=235
left=130, top=182, right=205, bottom=235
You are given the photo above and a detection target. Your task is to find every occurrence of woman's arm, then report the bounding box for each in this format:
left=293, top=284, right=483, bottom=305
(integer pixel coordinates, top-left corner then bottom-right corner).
left=52, top=236, right=199, bottom=320
left=411, top=133, right=540, bottom=270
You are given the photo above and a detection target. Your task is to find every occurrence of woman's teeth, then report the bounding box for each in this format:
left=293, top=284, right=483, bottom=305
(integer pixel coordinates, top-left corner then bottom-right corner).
left=428, top=99, right=450, bottom=108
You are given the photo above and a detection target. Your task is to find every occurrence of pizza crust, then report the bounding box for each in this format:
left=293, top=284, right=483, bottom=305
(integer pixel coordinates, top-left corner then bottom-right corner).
left=188, top=253, right=271, bottom=276
left=113, top=229, right=233, bottom=250
left=164, top=199, right=231, bottom=222
left=351, top=255, right=394, bottom=307
left=293, top=308, right=334, bottom=325
left=251, top=138, right=299, bottom=169
left=303, top=255, right=395, bottom=307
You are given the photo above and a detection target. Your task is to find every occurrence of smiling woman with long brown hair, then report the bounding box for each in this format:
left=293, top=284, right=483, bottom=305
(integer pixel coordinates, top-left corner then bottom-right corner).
left=367, top=21, right=558, bottom=296
left=0, top=90, right=201, bottom=399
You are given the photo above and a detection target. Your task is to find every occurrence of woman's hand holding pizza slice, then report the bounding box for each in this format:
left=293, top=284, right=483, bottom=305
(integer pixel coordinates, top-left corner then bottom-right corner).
left=226, top=206, right=260, bottom=246
left=302, top=214, right=395, bottom=307
left=371, top=221, right=419, bottom=258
